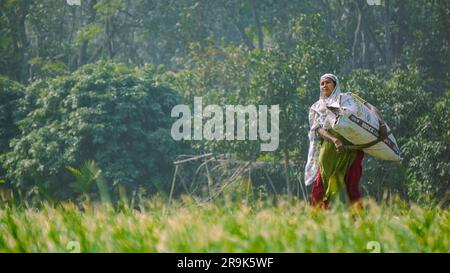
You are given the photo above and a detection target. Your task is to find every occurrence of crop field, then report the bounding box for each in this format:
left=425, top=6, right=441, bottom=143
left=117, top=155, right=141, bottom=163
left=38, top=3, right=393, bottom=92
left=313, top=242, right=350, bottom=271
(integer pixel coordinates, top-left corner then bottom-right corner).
left=0, top=196, right=448, bottom=253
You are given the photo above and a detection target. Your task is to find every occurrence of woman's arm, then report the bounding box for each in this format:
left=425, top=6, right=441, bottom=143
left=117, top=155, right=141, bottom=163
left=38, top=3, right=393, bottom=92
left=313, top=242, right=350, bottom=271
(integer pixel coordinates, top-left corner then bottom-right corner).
left=317, top=128, right=346, bottom=153
left=365, top=102, right=388, bottom=140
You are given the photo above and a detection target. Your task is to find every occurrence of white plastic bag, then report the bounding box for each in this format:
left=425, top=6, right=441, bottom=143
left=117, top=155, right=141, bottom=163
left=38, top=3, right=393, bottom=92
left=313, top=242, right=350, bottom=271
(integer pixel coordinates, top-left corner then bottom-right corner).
left=330, top=94, right=401, bottom=161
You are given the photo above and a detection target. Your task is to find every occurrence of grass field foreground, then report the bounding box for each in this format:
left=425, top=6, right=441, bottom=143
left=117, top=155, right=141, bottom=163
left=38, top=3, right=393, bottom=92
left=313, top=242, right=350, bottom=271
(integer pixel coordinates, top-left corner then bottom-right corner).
left=0, top=196, right=448, bottom=253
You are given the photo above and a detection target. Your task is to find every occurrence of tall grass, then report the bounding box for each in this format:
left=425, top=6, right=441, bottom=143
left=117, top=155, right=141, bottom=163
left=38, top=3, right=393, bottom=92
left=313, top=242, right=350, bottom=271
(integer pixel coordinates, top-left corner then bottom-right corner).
left=0, top=196, right=448, bottom=252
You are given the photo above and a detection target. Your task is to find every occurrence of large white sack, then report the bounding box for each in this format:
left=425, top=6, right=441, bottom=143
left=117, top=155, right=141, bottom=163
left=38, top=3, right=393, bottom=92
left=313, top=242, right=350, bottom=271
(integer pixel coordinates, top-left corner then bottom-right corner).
left=328, top=94, right=401, bottom=161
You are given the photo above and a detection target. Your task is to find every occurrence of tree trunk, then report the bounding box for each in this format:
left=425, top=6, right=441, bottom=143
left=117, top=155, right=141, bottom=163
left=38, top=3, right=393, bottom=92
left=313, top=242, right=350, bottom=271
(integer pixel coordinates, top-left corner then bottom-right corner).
left=18, top=2, right=30, bottom=83
left=87, top=43, right=104, bottom=63
left=197, top=0, right=208, bottom=46
left=366, top=22, right=384, bottom=66
left=79, top=0, right=97, bottom=67
left=279, top=1, right=294, bottom=52
left=283, top=147, right=291, bottom=197
left=224, top=2, right=255, bottom=51
left=394, top=0, right=405, bottom=67
left=352, top=7, right=362, bottom=68
left=361, top=29, right=367, bottom=69
left=106, top=16, right=114, bottom=59
left=250, top=0, right=264, bottom=49
left=384, top=0, right=391, bottom=69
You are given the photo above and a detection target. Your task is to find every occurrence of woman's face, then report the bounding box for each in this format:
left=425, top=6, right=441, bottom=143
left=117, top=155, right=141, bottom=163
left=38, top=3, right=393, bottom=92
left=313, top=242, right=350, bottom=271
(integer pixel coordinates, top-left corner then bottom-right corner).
left=320, top=78, right=335, bottom=97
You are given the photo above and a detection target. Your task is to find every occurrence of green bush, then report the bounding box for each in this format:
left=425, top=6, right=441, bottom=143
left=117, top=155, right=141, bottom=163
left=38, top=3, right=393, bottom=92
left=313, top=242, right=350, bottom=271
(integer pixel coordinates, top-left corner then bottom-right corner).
left=403, top=89, right=450, bottom=204
left=0, top=76, right=25, bottom=182
left=2, top=61, right=188, bottom=200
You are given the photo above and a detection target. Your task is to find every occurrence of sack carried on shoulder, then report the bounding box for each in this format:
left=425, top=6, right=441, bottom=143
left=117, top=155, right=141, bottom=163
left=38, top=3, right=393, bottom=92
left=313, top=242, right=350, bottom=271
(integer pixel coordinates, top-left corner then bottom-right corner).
left=329, top=94, right=401, bottom=161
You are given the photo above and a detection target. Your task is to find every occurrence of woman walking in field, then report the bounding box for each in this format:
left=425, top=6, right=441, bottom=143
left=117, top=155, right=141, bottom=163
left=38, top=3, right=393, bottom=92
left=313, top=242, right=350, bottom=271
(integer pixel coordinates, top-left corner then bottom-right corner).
left=304, top=74, right=388, bottom=209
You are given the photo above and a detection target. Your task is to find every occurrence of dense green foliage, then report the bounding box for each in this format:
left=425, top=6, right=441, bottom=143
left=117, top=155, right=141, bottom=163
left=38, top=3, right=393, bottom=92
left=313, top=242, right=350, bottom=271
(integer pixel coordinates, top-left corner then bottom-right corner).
left=403, top=90, right=450, bottom=202
left=0, top=76, right=24, bottom=155
left=1, top=62, right=186, bottom=200
left=0, top=76, right=25, bottom=185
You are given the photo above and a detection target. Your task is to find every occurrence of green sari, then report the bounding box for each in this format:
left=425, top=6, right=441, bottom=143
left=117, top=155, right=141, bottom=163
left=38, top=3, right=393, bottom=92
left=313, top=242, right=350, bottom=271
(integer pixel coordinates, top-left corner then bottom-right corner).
left=319, top=129, right=357, bottom=201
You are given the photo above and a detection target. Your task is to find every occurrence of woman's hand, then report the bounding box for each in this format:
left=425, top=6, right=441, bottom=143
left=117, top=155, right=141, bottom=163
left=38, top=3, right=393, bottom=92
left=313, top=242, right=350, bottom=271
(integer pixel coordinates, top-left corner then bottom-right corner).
left=333, top=138, right=346, bottom=153
left=318, top=128, right=347, bottom=153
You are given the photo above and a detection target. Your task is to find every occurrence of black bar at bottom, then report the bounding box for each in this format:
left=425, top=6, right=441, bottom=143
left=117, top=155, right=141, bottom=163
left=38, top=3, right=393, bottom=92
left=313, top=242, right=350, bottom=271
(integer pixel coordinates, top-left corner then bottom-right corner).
left=0, top=253, right=446, bottom=272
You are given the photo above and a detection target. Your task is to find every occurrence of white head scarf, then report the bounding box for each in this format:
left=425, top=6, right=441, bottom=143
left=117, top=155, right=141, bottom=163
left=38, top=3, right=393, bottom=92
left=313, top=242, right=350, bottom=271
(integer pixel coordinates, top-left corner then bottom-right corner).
left=311, top=73, right=341, bottom=118
left=304, top=73, right=341, bottom=186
